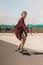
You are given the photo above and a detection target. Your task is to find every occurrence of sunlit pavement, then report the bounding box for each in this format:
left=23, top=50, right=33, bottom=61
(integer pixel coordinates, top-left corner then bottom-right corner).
left=0, top=33, right=43, bottom=52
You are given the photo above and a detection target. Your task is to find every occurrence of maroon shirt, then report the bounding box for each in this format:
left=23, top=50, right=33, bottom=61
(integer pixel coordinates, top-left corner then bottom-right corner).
left=14, top=17, right=29, bottom=40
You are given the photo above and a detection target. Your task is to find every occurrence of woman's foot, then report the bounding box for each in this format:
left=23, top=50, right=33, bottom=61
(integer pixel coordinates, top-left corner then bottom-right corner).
left=20, top=49, right=23, bottom=53
left=18, top=47, right=20, bottom=50
left=15, top=47, right=20, bottom=51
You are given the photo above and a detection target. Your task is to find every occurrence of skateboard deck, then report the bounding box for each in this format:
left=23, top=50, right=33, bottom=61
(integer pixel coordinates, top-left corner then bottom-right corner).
left=15, top=48, right=31, bottom=55
left=15, top=48, right=43, bottom=55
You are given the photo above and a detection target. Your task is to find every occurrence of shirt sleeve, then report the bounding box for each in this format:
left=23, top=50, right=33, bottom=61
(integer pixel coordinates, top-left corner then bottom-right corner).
left=20, top=19, right=29, bottom=33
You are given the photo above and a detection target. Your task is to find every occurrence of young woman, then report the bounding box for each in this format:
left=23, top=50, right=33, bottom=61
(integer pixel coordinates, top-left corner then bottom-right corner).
left=14, top=11, right=29, bottom=52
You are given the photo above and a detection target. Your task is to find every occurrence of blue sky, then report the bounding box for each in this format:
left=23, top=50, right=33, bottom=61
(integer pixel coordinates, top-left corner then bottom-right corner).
left=0, top=0, right=43, bottom=24
left=0, top=0, right=33, bottom=18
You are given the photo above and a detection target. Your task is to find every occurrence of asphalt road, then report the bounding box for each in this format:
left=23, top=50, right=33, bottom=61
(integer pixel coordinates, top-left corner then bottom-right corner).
left=0, top=40, right=43, bottom=65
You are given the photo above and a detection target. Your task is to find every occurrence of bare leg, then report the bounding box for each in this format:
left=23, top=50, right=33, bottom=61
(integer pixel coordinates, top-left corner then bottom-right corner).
left=22, top=38, right=26, bottom=50
left=18, top=32, right=26, bottom=50
left=18, top=37, right=26, bottom=49
left=18, top=39, right=24, bottom=49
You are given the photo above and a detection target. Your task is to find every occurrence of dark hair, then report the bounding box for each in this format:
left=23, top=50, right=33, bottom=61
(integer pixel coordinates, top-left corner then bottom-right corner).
left=21, top=11, right=27, bottom=16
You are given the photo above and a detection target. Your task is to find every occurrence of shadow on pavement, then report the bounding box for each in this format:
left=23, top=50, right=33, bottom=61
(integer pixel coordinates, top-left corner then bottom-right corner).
left=22, top=51, right=43, bottom=56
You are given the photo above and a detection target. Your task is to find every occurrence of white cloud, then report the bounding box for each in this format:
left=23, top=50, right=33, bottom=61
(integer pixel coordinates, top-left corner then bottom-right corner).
left=0, top=10, right=8, bottom=24
left=35, top=8, right=43, bottom=18
left=0, top=10, right=7, bottom=18
left=0, top=10, right=18, bottom=25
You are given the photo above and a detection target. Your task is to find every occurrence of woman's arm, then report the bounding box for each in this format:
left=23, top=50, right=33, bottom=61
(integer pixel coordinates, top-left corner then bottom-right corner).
left=21, top=20, right=29, bottom=32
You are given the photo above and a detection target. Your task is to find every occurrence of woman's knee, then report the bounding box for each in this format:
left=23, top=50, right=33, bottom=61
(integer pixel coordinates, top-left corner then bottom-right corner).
left=23, top=38, right=26, bottom=43
left=24, top=36, right=26, bottom=41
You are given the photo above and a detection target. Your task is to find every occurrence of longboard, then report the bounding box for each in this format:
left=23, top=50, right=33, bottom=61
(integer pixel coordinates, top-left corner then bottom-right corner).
left=15, top=48, right=27, bottom=52
left=15, top=48, right=43, bottom=55
left=15, top=48, right=31, bottom=55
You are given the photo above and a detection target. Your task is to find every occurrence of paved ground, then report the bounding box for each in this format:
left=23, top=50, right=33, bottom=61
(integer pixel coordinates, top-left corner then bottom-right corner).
left=0, top=40, right=43, bottom=65
left=0, top=33, right=43, bottom=51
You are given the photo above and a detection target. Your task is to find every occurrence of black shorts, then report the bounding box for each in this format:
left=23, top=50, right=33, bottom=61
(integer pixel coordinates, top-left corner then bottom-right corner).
left=20, top=30, right=27, bottom=40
